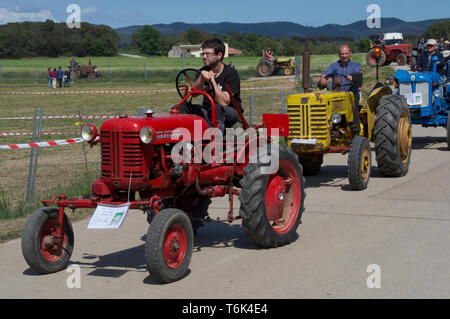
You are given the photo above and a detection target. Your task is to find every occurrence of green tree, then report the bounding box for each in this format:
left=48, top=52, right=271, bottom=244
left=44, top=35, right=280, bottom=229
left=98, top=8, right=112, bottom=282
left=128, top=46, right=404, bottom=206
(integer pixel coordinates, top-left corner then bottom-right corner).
left=182, top=28, right=204, bottom=44
left=423, top=19, right=450, bottom=40
left=131, top=25, right=162, bottom=56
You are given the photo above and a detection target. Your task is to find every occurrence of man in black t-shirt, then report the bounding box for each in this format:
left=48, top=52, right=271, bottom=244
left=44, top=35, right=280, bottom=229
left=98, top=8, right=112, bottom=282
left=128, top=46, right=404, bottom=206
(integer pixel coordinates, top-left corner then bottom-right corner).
left=175, top=38, right=242, bottom=132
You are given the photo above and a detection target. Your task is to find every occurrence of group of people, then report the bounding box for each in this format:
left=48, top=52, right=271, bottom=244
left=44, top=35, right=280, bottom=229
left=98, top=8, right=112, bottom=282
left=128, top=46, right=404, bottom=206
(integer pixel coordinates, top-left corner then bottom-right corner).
left=417, top=37, right=449, bottom=54
left=415, top=38, right=450, bottom=80
left=47, top=66, right=71, bottom=89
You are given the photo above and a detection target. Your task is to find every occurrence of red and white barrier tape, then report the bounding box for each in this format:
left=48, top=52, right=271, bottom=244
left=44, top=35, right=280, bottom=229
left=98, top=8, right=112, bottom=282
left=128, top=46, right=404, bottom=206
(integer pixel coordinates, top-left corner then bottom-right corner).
left=0, top=131, right=78, bottom=136
left=0, top=138, right=84, bottom=150
left=0, top=115, right=119, bottom=120
left=0, top=85, right=295, bottom=96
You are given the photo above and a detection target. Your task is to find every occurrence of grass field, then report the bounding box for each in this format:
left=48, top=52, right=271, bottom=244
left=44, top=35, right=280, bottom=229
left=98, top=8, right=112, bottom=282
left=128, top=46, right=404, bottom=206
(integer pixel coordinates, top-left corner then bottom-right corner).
left=0, top=54, right=366, bottom=86
left=0, top=52, right=394, bottom=241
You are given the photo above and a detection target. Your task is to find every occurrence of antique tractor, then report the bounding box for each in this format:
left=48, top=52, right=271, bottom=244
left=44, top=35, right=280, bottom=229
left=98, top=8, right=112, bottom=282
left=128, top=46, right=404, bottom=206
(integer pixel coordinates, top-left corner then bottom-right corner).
left=21, top=69, right=305, bottom=283
left=367, top=33, right=412, bottom=67
left=257, top=57, right=296, bottom=77
left=393, top=56, right=450, bottom=149
left=287, top=52, right=412, bottom=190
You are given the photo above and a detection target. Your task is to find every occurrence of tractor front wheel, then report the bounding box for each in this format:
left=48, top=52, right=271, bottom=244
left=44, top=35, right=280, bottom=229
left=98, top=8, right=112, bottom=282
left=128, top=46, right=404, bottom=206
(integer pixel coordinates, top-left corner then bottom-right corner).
left=348, top=135, right=371, bottom=190
left=374, top=94, right=412, bottom=177
left=145, top=208, right=193, bottom=283
left=21, top=207, right=74, bottom=274
left=396, top=54, right=407, bottom=66
left=239, top=144, right=305, bottom=248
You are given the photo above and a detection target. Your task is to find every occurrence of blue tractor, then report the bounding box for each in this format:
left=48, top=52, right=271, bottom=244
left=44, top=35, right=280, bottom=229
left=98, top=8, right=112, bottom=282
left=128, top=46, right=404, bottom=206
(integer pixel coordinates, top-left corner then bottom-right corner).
left=393, top=56, right=450, bottom=149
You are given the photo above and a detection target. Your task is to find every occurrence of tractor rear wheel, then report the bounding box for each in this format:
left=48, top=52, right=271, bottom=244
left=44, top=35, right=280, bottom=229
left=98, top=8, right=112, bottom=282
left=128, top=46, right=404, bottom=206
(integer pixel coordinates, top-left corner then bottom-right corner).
left=298, top=153, right=323, bottom=176
left=239, top=144, right=305, bottom=248
left=396, top=54, right=407, bottom=66
left=367, top=48, right=386, bottom=67
left=374, top=94, right=412, bottom=177
left=257, top=59, right=274, bottom=77
left=21, top=207, right=74, bottom=274
left=348, top=135, right=371, bottom=190
left=145, top=208, right=193, bottom=283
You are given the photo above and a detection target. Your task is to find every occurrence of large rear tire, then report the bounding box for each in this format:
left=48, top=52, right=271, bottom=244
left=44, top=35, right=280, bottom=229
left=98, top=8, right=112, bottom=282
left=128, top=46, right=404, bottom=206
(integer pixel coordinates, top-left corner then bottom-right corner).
left=374, top=94, right=412, bottom=177
left=348, top=135, right=371, bottom=190
left=239, top=144, right=305, bottom=248
left=145, top=208, right=193, bottom=283
left=257, top=59, right=274, bottom=77
left=21, top=207, right=74, bottom=274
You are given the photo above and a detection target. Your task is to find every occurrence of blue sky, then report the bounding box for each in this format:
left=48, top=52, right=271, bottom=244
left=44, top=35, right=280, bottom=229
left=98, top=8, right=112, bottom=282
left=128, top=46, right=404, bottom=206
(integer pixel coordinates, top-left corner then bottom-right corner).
left=0, top=0, right=448, bottom=28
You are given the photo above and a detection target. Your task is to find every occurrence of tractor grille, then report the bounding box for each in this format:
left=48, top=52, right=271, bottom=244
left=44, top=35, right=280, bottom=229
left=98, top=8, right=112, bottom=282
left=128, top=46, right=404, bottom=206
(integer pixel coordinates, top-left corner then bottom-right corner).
left=288, top=104, right=328, bottom=141
left=100, top=130, right=144, bottom=179
left=399, top=82, right=429, bottom=107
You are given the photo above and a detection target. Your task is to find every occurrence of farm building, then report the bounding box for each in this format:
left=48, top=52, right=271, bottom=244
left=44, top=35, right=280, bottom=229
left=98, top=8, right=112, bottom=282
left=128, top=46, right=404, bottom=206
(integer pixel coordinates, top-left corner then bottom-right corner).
left=168, top=43, right=242, bottom=58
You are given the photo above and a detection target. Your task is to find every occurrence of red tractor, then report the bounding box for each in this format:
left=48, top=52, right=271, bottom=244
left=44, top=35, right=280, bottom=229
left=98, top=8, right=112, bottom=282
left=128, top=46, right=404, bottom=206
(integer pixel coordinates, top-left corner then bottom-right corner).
left=21, top=69, right=305, bottom=283
left=366, top=33, right=412, bottom=67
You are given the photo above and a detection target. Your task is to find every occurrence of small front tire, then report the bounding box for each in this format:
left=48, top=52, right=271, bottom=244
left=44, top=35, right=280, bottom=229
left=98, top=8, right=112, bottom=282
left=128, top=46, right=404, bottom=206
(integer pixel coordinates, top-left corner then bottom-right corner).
left=348, top=135, right=371, bottom=191
left=145, top=208, right=193, bottom=283
left=21, top=207, right=74, bottom=274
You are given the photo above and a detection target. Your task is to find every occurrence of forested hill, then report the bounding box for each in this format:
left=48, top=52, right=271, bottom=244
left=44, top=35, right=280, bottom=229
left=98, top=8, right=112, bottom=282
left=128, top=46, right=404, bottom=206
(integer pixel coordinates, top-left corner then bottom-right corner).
left=116, top=17, right=443, bottom=43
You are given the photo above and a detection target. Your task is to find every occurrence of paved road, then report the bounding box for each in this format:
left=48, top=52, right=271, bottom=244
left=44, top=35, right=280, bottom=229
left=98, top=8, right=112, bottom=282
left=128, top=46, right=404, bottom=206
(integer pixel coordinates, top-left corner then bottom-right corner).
left=0, top=126, right=449, bottom=299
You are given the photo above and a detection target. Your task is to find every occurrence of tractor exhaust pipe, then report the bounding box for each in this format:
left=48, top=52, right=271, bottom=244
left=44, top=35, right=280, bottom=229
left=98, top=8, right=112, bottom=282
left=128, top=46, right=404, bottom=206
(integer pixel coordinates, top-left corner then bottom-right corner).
left=302, top=39, right=311, bottom=92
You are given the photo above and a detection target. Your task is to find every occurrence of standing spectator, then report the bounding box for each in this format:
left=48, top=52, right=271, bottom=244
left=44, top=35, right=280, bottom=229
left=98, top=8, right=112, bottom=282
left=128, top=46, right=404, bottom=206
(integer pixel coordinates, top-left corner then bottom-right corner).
left=47, top=68, right=52, bottom=88
left=228, top=61, right=235, bottom=69
left=50, top=68, right=57, bottom=88
left=418, top=37, right=426, bottom=53
left=56, top=66, right=63, bottom=88
left=64, top=67, right=71, bottom=87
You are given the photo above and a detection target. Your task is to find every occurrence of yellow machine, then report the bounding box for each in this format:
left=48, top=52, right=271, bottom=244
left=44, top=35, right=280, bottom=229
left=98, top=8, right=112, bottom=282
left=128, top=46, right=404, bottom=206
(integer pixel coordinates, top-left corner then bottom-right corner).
left=287, top=65, right=412, bottom=190
left=257, top=57, right=296, bottom=77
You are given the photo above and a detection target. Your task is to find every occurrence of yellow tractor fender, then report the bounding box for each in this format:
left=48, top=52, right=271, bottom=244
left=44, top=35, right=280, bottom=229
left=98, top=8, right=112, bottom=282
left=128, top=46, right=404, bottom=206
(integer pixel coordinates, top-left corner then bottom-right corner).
left=366, top=84, right=393, bottom=141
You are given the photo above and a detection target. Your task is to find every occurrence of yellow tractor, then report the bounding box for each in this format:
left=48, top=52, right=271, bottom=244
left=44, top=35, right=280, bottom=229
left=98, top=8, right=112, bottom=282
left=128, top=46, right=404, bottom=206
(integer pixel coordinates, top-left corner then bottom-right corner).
left=286, top=52, right=412, bottom=190
left=257, top=57, right=296, bottom=77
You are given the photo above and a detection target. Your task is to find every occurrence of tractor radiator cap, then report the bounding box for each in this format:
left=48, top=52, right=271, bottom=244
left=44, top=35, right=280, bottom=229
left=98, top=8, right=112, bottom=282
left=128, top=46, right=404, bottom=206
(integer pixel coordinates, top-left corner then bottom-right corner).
left=144, top=108, right=155, bottom=117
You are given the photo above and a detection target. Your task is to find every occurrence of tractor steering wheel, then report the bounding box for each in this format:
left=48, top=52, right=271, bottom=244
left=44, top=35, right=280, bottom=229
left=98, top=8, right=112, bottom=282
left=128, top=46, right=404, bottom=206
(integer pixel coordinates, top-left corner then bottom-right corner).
left=175, top=68, right=215, bottom=101
left=173, top=68, right=219, bottom=128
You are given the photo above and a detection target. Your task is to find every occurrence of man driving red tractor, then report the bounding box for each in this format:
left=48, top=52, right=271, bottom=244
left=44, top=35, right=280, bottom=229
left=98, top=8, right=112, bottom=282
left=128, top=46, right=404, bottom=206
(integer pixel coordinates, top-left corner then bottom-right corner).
left=174, top=38, right=242, bottom=132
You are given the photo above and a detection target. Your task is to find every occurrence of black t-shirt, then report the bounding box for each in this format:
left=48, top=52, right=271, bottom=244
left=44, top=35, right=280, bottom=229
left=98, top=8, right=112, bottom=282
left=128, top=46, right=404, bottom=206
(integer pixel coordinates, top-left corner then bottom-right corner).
left=199, top=64, right=242, bottom=112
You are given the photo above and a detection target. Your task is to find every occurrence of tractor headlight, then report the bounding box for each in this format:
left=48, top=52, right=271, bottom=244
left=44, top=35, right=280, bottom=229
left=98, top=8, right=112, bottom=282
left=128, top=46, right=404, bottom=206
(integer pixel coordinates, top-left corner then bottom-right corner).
left=81, top=124, right=98, bottom=142
left=331, top=113, right=342, bottom=125
left=434, top=89, right=442, bottom=98
left=140, top=127, right=154, bottom=144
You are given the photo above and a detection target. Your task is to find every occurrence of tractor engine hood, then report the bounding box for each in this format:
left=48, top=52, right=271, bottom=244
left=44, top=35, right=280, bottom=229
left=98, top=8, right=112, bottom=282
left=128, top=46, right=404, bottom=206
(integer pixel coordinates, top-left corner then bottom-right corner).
left=394, top=69, right=440, bottom=84
left=100, top=113, right=210, bottom=144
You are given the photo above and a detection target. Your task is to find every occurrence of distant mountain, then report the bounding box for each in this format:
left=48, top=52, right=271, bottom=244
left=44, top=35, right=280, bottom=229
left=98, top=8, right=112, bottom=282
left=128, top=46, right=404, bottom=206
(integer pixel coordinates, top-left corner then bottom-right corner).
left=116, top=18, right=443, bottom=45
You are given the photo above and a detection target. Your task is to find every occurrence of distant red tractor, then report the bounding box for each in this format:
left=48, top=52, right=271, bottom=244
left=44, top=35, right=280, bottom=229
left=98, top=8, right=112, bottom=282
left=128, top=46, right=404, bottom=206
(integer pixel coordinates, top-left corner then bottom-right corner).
left=21, top=68, right=305, bottom=283
left=367, top=33, right=412, bottom=67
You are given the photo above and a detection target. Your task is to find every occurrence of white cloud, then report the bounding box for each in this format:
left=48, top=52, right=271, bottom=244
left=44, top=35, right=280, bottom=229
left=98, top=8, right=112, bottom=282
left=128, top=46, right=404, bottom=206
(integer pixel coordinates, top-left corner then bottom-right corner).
left=0, top=8, right=53, bottom=24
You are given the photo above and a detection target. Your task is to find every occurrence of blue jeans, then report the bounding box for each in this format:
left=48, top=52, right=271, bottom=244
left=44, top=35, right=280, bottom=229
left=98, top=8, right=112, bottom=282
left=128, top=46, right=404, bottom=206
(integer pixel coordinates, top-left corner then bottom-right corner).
left=48, top=79, right=51, bottom=88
